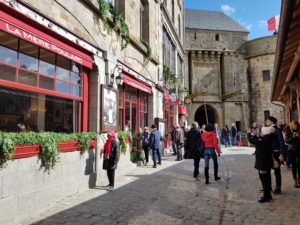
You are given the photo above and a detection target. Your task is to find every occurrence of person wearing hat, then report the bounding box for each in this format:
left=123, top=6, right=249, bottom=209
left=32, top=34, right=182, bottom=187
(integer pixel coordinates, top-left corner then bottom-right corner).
left=248, top=126, right=274, bottom=203
left=265, top=116, right=285, bottom=194
left=101, top=131, right=120, bottom=191
left=149, top=124, right=162, bottom=168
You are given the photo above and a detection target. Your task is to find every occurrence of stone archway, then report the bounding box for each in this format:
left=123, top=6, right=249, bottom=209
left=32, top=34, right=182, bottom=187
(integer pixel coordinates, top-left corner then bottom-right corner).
left=194, top=104, right=218, bottom=126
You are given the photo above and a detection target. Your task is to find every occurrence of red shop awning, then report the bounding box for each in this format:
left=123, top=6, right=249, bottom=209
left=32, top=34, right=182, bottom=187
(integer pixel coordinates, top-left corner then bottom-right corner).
left=178, top=105, right=188, bottom=116
left=0, top=9, right=93, bottom=69
left=123, top=74, right=152, bottom=94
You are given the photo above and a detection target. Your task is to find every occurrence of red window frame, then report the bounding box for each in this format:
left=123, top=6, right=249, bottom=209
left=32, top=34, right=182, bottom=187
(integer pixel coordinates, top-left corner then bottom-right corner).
left=0, top=33, right=90, bottom=132
left=118, top=85, right=149, bottom=133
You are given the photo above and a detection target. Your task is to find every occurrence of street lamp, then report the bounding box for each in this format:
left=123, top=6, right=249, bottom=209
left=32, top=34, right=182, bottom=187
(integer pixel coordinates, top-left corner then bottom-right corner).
left=109, top=64, right=123, bottom=86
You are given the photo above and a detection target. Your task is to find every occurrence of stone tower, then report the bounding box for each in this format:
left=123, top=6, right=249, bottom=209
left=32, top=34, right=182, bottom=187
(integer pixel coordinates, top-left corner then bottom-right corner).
left=184, top=9, right=284, bottom=130
left=185, top=9, right=249, bottom=131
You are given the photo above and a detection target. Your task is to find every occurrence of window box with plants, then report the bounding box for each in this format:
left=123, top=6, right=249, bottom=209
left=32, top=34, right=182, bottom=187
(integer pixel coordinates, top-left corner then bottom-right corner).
left=0, top=131, right=97, bottom=170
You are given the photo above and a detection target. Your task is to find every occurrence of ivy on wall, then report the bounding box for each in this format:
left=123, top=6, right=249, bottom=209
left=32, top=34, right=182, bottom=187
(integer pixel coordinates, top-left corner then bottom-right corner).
left=0, top=132, right=97, bottom=170
left=98, top=0, right=130, bottom=49
left=163, top=65, right=187, bottom=97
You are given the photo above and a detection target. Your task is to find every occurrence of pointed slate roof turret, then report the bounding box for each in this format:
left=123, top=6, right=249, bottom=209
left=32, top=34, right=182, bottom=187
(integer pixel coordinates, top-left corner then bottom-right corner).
left=185, top=8, right=248, bottom=33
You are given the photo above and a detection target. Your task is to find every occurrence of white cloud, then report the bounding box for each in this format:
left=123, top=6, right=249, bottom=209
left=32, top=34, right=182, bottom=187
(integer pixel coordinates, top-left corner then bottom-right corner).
left=238, top=18, right=253, bottom=31
left=257, top=20, right=268, bottom=28
left=221, top=4, right=236, bottom=16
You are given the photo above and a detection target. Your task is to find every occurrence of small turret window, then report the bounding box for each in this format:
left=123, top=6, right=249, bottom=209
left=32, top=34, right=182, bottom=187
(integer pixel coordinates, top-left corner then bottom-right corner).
left=215, top=34, right=219, bottom=41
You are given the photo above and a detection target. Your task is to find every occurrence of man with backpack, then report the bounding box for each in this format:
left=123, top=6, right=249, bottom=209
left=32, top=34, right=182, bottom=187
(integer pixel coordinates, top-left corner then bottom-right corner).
left=149, top=124, right=162, bottom=168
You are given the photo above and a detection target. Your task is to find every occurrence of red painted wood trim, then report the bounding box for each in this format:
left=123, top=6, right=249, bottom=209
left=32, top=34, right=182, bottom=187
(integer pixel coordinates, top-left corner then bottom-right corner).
left=13, top=144, right=40, bottom=159
left=0, top=8, right=93, bottom=68
left=12, top=140, right=96, bottom=159
left=82, top=68, right=89, bottom=132
left=0, top=79, right=83, bottom=101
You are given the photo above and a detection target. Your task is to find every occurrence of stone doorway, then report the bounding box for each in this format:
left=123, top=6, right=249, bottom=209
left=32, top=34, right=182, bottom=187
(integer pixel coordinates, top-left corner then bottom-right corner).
left=195, top=104, right=218, bottom=126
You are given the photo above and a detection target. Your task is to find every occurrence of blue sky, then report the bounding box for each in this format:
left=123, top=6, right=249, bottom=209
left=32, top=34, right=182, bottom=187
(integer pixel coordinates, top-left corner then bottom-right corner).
left=185, top=0, right=281, bottom=40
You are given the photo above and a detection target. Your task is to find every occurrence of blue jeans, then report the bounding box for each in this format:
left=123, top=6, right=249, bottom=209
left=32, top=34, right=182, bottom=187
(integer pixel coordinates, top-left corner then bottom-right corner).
left=172, top=142, right=177, bottom=154
left=204, top=148, right=218, bottom=168
left=223, top=137, right=230, bottom=147
left=152, top=148, right=161, bottom=166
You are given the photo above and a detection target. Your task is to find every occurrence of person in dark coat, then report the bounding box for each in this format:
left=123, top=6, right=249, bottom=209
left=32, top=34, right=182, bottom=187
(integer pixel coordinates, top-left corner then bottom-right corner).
left=170, top=125, right=177, bottom=155
left=265, top=116, right=285, bottom=194
left=222, top=125, right=230, bottom=147
left=149, top=124, right=162, bottom=168
left=185, top=121, right=203, bottom=180
left=248, top=126, right=274, bottom=203
left=285, top=121, right=300, bottom=188
left=101, top=131, right=120, bottom=191
left=142, top=126, right=150, bottom=165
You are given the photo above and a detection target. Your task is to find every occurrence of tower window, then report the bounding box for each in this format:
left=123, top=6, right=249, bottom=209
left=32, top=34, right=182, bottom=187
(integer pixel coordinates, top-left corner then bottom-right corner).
left=262, top=70, right=270, bottom=81
left=194, top=33, right=197, bottom=39
left=215, top=34, right=219, bottom=41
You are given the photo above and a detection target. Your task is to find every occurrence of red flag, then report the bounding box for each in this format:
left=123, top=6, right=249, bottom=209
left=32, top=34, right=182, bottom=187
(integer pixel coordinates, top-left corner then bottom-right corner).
left=268, top=17, right=276, bottom=31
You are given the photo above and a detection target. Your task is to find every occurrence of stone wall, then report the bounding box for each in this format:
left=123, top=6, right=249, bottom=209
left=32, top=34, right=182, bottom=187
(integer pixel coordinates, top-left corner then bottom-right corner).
left=185, top=29, right=248, bottom=52
left=0, top=147, right=134, bottom=225
left=246, top=36, right=284, bottom=124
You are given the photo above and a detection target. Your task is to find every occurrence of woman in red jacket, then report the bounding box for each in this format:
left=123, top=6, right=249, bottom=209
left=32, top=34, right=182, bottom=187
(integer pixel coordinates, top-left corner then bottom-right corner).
left=201, top=124, right=221, bottom=184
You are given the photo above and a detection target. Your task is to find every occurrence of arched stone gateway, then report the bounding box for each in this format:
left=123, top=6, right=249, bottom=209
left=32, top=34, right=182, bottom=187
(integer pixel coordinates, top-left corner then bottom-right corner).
left=195, top=104, right=218, bottom=126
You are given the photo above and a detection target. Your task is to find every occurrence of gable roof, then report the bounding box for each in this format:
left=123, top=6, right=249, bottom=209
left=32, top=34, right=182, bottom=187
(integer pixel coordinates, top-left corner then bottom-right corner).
left=185, top=9, right=248, bottom=33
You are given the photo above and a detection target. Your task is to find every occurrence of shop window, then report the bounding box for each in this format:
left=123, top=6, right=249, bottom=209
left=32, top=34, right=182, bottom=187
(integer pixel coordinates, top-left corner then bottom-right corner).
left=0, top=87, right=80, bottom=132
left=262, top=70, right=270, bottom=81
left=0, top=30, right=82, bottom=98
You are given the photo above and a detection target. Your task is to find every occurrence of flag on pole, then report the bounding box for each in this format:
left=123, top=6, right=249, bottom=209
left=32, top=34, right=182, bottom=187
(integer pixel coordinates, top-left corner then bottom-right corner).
left=268, top=15, right=280, bottom=31
left=268, top=17, right=276, bottom=31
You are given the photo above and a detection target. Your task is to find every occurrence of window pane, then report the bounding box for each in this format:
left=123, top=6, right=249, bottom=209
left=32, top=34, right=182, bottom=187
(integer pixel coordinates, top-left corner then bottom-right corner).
left=19, top=53, right=38, bottom=71
left=0, top=31, right=18, bottom=50
left=40, top=48, right=55, bottom=65
left=40, top=60, right=55, bottom=77
left=19, top=70, right=37, bottom=86
left=0, top=46, right=17, bottom=65
left=56, top=67, right=70, bottom=81
left=70, top=84, right=81, bottom=97
left=56, top=80, right=69, bottom=94
left=19, top=39, right=38, bottom=58
left=71, top=62, right=81, bottom=74
left=39, top=75, right=55, bottom=90
left=0, top=64, right=16, bottom=82
left=0, top=87, right=37, bottom=132
left=57, top=55, right=70, bottom=70
left=70, top=72, right=81, bottom=84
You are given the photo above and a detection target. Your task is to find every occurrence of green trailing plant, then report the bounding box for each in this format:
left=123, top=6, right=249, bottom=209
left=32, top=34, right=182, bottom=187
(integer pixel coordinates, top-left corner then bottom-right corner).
left=163, top=65, right=187, bottom=97
left=140, top=39, right=152, bottom=65
left=117, top=131, right=132, bottom=154
left=98, top=0, right=130, bottom=49
left=0, top=131, right=97, bottom=170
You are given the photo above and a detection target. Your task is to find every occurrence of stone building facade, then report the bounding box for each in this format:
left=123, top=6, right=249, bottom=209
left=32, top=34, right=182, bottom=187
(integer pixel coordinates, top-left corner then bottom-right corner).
left=185, top=9, right=284, bottom=130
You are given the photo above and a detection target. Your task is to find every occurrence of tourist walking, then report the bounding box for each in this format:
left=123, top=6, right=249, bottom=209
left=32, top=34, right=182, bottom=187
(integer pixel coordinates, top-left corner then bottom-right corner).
left=230, top=123, right=237, bottom=146
left=247, top=126, right=274, bottom=203
left=101, top=131, right=120, bottom=191
left=283, top=124, right=292, bottom=168
left=214, top=123, right=222, bottom=147
left=175, top=124, right=185, bottom=161
left=142, top=127, right=150, bottom=165
left=222, top=125, right=230, bottom=147
left=185, top=121, right=203, bottom=180
left=265, top=116, right=285, bottom=194
left=149, top=124, right=162, bottom=168
left=201, top=124, right=221, bottom=184
left=170, top=125, right=177, bottom=155
left=285, top=121, right=300, bottom=188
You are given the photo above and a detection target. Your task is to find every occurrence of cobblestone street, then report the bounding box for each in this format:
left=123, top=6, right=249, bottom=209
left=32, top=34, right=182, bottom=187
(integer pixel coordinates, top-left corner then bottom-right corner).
left=20, top=147, right=300, bottom=225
